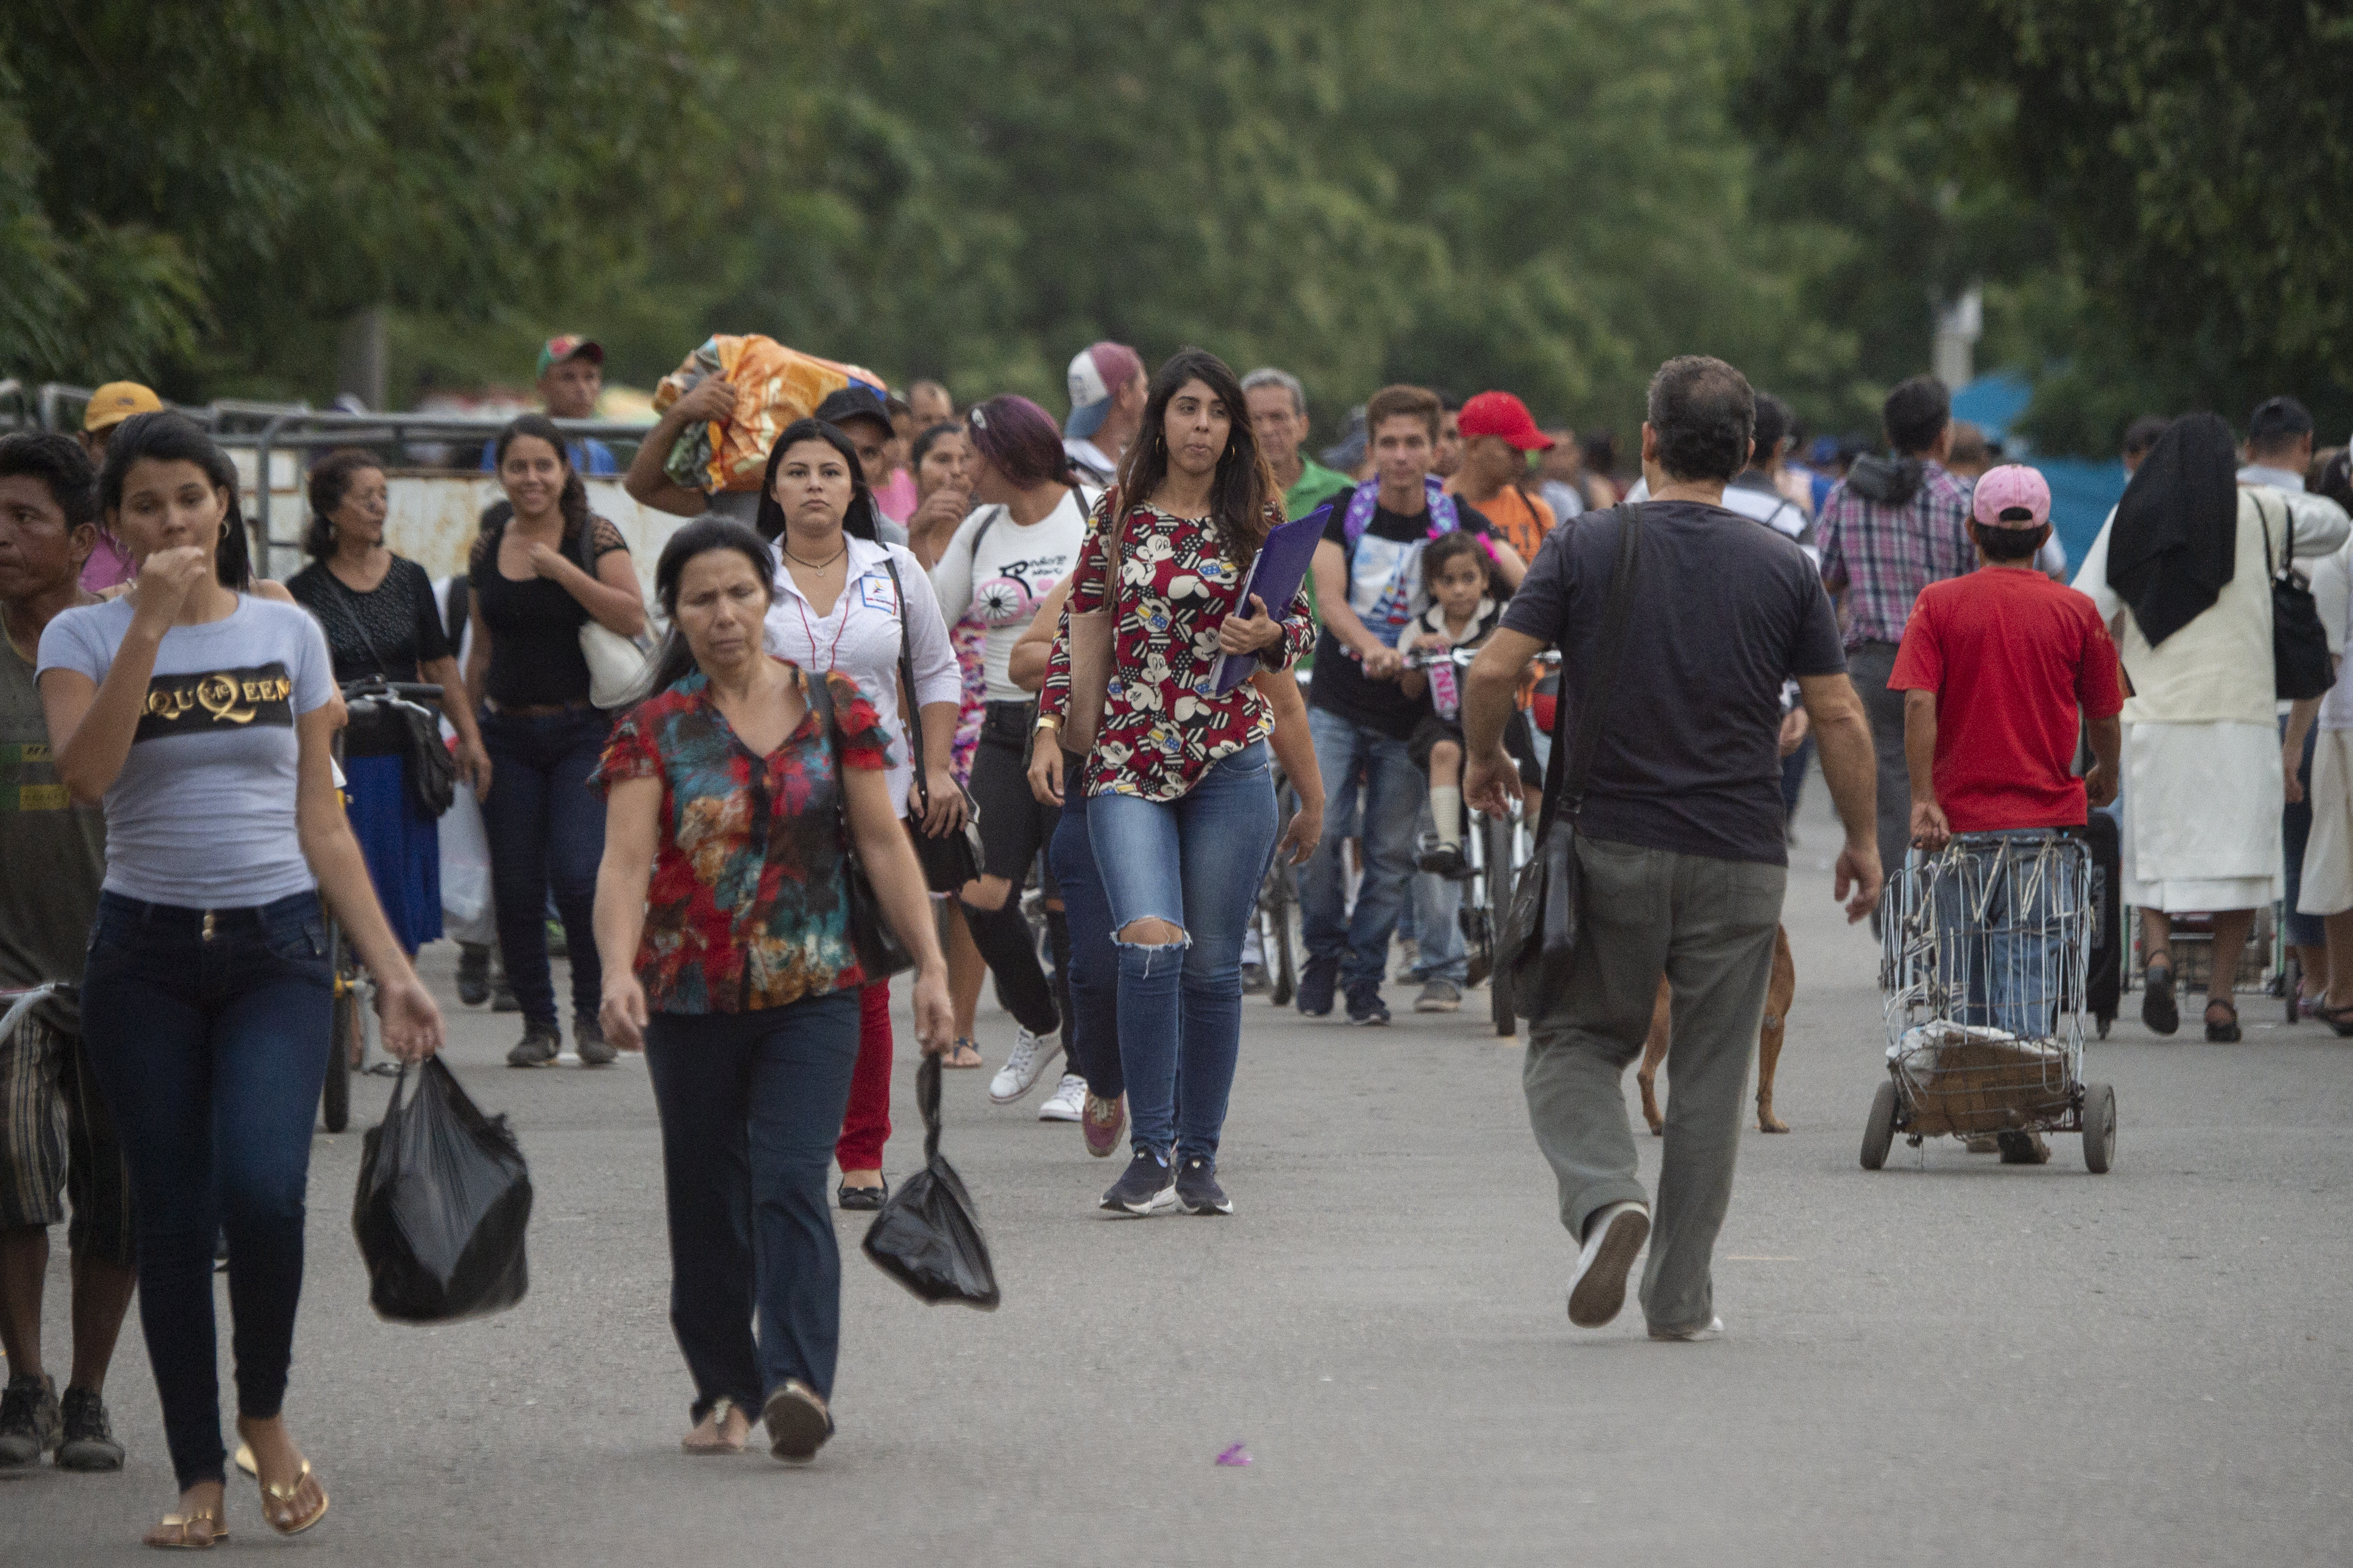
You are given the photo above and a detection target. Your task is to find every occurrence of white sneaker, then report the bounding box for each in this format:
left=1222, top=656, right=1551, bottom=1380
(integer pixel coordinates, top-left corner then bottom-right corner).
left=1566, top=1200, right=1650, bottom=1328
left=989, top=1028, right=1062, bottom=1105
left=1649, top=1316, right=1724, bottom=1342
left=1038, top=1072, right=1086, bottom=1123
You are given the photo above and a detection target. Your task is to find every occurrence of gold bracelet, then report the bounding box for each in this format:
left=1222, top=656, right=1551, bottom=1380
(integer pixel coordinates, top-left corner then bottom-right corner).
left=1035, top=714, right=1062, bottom=733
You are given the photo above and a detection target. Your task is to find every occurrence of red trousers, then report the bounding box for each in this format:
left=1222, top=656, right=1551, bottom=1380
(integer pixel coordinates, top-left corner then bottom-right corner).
left=835, top=980, right=893, bottom=1171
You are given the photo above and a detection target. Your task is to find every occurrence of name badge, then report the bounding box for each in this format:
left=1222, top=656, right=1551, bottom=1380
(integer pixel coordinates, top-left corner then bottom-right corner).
left=856, top=573, right=898, bottom=615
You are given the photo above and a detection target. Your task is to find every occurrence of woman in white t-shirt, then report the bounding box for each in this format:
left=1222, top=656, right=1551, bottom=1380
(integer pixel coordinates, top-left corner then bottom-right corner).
left=928, top=394, right=1096, bottom=1117
left=37, top=413, right=441, bottom=1549
left=757, top=418, right=963, bottom=1207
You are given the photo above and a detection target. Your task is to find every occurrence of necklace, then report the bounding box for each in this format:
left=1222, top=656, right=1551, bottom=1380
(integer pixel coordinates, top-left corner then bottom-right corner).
left=782, top=540, right=849, bottom=571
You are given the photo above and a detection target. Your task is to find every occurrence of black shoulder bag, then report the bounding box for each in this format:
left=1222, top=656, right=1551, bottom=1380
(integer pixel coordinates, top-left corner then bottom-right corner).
left=323, top=568, right=459, bottom=819
left=881, top=555, right=985, bottom=892
left=2261, top=495, right=2334, bottom=700
left=1499, top=503, right=1644, bottom=1017
left=806, top=669, right=916, bottom=981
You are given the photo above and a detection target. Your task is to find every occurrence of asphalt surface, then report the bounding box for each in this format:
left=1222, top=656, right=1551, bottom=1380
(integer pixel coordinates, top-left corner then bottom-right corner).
left=8, top=782, right=2352, bottom=1564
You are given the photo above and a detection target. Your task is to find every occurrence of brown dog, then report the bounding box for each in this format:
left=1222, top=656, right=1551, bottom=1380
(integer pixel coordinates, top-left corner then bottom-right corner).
left=1636, top=925, right=1796, bottom=1135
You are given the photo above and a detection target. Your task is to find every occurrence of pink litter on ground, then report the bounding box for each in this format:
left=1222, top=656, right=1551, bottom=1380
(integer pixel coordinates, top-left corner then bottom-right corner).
left=1215, top=1443, right=1252, bottom=1467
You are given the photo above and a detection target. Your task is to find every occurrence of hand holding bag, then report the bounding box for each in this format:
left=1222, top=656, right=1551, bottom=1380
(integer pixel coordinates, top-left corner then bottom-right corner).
left=807, top=670, right=917, bottom=980
left=1500, top=504, right=1644, bottom=1018
left=2260, top=495, right=2335, bottom=700
left=572, top=515, right=653, bottom=709
left=880, top=556, right=984, bottom=892
left=1061, top=486, right=1122, bottom=755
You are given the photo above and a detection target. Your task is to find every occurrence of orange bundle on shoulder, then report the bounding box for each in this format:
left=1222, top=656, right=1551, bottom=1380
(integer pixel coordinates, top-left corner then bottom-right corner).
left=654, top=334, right=887, bottom=494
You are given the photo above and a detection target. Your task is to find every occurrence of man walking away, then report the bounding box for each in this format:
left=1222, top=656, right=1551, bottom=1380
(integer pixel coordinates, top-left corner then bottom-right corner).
left=1462, top=356, right=1881, bottom=1341
left=1063, top=341, right=1147, bottom=486
left=0, top=432, right=135, bottom=1471
left=1817, top=375, right=1975, bottom=895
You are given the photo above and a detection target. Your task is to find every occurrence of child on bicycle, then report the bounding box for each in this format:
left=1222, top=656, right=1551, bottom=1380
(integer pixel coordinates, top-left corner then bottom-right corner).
left=1399, top=531, right=1539, bottom=878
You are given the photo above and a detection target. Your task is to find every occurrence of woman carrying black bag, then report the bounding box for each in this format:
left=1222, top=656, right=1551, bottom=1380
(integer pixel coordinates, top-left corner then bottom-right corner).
left=593, top=518, right=952, bottom=1463
left=287, top=451, right=490, bottom=957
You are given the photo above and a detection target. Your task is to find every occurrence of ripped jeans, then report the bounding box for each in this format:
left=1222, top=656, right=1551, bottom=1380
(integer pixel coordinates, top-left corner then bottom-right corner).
left=1086, top=742, right=1279, bottom=1161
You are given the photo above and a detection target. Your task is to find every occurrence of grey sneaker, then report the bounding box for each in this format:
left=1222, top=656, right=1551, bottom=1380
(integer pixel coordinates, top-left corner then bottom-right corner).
left=574, top=1011, right=616, bottom=1066
left=1414, top=979, right=1463, bottom=1013
left=507, top=1022, right=561, bottom=1067
left=55, top=1387, right=124, bottom=1471
left=0, top=1373, right=59, bottom=1468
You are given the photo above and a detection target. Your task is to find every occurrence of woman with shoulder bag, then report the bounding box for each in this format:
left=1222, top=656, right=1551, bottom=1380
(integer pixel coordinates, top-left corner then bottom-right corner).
left=286, top=451, right=490, bottom=961
left=755, top=419, right=965, bottom=1208
left=1036, top=350, right=1314, bottom=1217
left=465, top=414, right=647, bottom=1068
left=592, top=518, right=951, bottom=1462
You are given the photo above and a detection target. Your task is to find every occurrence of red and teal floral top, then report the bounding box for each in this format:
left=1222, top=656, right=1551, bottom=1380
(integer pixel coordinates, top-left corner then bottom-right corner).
left=592, top=664, right=893, bottom=1014
left=1039, top=492, right=1314, bottom=803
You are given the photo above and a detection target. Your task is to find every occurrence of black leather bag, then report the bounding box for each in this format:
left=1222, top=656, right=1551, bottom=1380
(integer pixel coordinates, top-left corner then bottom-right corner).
left=881, top=557, right=984, bottom=894
left=1500, top=504, right=1644, bottom=1018
left=807, top=671, right=916, bottom=980
left=321, top=572, right=459, bottom=819
left=2260, top=496, right=2335, bottom=700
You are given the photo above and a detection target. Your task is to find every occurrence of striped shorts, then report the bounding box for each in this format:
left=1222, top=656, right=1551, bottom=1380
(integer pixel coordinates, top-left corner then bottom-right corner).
left=0, top=1009, right=134, bottom=1267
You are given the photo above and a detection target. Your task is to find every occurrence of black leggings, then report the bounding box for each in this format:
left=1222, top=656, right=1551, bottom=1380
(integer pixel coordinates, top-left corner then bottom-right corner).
left=961, top=714, right=1061, bottom=1037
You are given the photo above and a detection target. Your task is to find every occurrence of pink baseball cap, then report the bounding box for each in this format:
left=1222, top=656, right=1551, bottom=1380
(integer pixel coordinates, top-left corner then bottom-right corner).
left=1066, top=342, right=1145, bottom=439
left=1972, top=463, right=2051, bottom=528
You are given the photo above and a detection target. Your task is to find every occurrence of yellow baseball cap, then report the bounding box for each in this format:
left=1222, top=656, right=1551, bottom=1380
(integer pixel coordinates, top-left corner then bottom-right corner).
left=83, top=381, right=164, bottom=433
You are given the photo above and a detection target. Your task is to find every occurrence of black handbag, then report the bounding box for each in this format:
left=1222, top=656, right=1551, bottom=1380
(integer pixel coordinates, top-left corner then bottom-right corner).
left=881, top=556, right=984, bottom=894
left=1499, top=504, right=1644, bottom=1018
left=323, top=571, right=459, bottom=819
left=807, top=670, right=916, bottom=981
left=2260, top=495, right=2335, bottom=700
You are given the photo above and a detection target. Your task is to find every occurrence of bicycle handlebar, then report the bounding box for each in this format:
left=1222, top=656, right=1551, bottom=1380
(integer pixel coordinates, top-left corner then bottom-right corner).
left=1397, top=645, right=1563, bottom=669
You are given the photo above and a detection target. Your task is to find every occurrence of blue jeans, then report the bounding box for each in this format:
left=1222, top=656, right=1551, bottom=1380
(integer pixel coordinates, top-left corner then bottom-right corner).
left=1087, top=743, right=1278, bottom=1160
left=1300, top=708, right=1423, bottom=993
left=643, top=991, right=861, bottom=1413
left=1928, top=831, right=2076, bottom=1039
left=79, top=890, right=333, bottom=1490
left=480, top=706, right=609, bottom=1027
left=1049, top=787, right=1124, bottom=1100
left=1401, top=800, right=1468, bottom=984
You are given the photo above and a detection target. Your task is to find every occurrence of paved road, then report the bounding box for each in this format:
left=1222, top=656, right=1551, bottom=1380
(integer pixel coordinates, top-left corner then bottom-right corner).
left=11, top=787, right=2352, bottom=1564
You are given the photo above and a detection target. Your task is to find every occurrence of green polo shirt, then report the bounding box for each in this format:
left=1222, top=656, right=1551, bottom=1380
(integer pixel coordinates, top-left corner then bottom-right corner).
left=1286, top=458, right=1355, bottom=521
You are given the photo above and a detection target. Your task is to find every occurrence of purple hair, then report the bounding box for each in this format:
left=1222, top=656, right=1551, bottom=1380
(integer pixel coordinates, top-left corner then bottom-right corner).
left=966, top=394, right=1080, bottom=489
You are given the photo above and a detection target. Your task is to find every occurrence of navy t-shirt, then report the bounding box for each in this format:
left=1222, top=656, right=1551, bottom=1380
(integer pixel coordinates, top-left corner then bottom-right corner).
left=1501, top=501, right=1845, bottom=865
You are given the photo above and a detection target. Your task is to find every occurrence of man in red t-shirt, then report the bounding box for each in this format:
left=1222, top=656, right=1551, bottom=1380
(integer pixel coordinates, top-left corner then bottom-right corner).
left=1892, top=465, right=2123, bottom=849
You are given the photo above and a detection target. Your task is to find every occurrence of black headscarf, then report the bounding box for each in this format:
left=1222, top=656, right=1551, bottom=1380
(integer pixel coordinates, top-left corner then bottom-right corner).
left=2104, top=412, right=2241, bottom=646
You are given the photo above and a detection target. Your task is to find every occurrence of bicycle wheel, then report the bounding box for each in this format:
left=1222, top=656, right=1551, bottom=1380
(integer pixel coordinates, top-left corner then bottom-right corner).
left=1484, top=814, right=1519, bottom=1036
left=322, top=923, right=354, bottom=1134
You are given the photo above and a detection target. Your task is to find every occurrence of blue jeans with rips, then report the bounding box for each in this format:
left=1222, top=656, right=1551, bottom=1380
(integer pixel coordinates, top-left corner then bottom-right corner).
left=1299, top=707, right=1423, bottom=994
left=1087, top=742, right=1279, bottom=1160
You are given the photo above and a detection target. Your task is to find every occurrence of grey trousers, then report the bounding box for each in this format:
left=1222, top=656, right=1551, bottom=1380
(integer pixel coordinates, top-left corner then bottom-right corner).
left=1845, top=640, right=1911, bottom=886
left=1522, top=835, right=1785, bottom=1332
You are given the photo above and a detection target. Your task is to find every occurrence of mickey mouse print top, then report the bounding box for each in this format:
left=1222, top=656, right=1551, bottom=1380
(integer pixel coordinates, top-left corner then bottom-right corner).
left=1039, top=491, right=1314, bottom=803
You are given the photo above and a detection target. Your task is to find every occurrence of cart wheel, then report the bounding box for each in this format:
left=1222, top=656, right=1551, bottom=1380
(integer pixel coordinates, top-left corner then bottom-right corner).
left=2080, top=1082, right=2115, bottom=1173
left=1860, top=1080, right=1898, bottom=1170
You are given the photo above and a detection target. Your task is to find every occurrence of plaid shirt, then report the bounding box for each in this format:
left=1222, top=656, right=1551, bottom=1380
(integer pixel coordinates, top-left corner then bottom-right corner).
left=1815, top=461, right=1975, bottom=646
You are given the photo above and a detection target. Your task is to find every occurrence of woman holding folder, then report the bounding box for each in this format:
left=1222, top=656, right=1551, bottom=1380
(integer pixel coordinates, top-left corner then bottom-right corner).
left=1034, top=349, right=1315, bottom=1219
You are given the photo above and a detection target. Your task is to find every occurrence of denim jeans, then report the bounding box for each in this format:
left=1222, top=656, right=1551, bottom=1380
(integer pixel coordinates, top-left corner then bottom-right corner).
left=1087, top=742, right=1278, bottom=1160
left=1300, top=708, right=1423, bottom=993
left=1049, top=786, right=1125, bottom=1100
left=480, top=705, right=609, bottom=1028
left=1928, top=831, right=2076, bottom=1040
left=79, top=890, right=333, bottom=1490
left=643, top=991, right=861, bottom=1415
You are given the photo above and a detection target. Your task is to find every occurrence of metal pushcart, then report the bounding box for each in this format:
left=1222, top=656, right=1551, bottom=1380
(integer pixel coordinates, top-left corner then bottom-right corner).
left=1866, top=833, right=2117, bottom=1172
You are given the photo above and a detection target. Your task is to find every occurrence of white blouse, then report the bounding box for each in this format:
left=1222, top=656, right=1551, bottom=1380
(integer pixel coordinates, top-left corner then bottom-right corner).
left=765, top=535, right=962, bottom=813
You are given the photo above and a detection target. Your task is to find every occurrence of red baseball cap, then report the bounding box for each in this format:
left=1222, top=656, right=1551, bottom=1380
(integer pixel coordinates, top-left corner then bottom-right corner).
left=1458, top=391, right=1555, bottom=452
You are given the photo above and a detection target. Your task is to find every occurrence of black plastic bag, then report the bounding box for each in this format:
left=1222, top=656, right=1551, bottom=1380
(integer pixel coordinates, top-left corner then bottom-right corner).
left=352, top=1057, right=534, bottom=1324
left=862, top=1056, right=999, bottom=1309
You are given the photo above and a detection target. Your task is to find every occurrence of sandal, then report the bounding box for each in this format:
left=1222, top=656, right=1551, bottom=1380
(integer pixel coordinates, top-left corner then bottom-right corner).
left=682, top=1396, right=750, bottom=1455
left=144, top=1509, right=227, bottom=1550
left=2304, top=1000, right=2353, bottom=1037
left=2203, top=998, right=2242, bottom=1044
left=233, top=1441, right=329, bottom=1536
left=942, top=1037, right=983, bottom=1070
left=2141, top=963, right=2178, bottom=1036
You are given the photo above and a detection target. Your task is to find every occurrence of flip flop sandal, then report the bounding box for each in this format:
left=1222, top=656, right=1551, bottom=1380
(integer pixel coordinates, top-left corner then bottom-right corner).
left=144, top=1510, right=227, bottom=1550
left=942, top=1038, right=984, bottom=1070
left=681, top=1397, right=749, bottom=1455
left=234, top=1442, right=329, bottom=1537
left=2304, top=1001, right=2353, bottom=1038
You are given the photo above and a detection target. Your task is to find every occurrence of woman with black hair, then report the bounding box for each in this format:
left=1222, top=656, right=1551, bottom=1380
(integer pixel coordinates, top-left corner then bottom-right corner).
left=465, top=414, right=647, bottom=1067
left=37, top=411, right=442, bottom=1547
left=1036, top=350, right=1314, bottom=1217
left=754, top=418, right=963, bottom=1207
left=593, top=516, right=950, bottom=1462
left=286, top=451, right=488, bottom=959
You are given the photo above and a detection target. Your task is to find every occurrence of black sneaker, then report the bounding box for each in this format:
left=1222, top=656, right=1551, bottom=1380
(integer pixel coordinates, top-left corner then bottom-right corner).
left=455, top=942, right=491, bottom=1006
left=1173, top=1155, right=1233, bottom=1215
left=574, top=1011, right=616, bottom=1066
left=1347, top=986, right=1390, bottom=1026
left=0, top=1373, right=59, bottom=1468
left=507, top=1022, right=561, bottom=1067
left=1099, top=1147, right=1176, bottom=1215
left=54, top=1387, right=124, bottom=1471
left=1416, top=840, right=1468, bottom=878
left=1297, top=958, right=1340, bottom=1018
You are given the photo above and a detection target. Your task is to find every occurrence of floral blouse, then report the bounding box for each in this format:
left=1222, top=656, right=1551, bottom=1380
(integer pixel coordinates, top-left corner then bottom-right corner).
left=1039, top=492, right=1314, bottom=802
left=592, top=664, right=893, bottom=1014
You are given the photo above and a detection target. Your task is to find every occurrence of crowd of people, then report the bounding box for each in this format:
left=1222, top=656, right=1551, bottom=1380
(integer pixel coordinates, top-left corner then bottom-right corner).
left=3, top=323, right=2348, bottom=1538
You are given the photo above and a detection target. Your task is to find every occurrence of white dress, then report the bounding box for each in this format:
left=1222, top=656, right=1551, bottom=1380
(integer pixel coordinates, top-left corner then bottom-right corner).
left=2073, top=486, right=2351, bottom=912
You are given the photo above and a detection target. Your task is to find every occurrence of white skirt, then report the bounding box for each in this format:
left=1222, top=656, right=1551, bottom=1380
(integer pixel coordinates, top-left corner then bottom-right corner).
left=2121, top=721, right=2282, bottom=912
left=2299, top=729, right=2353, bottom=916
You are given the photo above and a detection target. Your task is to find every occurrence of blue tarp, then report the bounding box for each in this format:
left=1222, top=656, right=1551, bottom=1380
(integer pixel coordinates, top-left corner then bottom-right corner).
left=1952, top=372, right=2127, bottom=571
